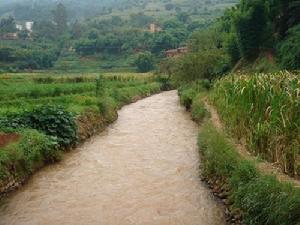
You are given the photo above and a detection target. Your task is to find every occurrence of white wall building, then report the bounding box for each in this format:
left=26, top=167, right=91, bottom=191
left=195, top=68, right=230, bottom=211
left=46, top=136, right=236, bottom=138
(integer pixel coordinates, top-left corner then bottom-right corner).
left=16, top=24, right=23, bottom=31
left=25, top=22, right=34, bottom=32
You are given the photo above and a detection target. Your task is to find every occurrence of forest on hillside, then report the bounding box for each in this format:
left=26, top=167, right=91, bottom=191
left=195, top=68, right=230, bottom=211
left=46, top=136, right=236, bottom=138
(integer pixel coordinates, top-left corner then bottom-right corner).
left=0, top=0, right=238, bottom=72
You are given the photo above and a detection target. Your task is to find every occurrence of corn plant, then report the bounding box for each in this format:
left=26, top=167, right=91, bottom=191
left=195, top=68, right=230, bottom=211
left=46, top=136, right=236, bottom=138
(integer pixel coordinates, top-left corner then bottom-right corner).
left=212, top=71, right=300, bottom=176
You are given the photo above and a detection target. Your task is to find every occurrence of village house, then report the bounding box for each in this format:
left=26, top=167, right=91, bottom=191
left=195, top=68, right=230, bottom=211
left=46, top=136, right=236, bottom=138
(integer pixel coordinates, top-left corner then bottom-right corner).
left=165, top=47, right=188, bottom=57
left=1, top=21, right=35, bottom=40
left=0, top=33, right=18, bottom=40
left=149, top=23, right=162, bottom=33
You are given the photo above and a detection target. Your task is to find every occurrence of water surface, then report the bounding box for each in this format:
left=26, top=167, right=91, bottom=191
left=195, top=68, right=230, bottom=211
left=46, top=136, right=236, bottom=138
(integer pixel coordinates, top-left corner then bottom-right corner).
left=0, top=91, right=225, bottom=225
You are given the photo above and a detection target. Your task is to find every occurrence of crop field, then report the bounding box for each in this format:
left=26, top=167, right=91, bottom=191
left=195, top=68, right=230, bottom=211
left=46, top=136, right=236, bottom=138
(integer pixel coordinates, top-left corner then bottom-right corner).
left=211, top=71, right=300, bottom=176
left=0, top=72, right=157, bottom=114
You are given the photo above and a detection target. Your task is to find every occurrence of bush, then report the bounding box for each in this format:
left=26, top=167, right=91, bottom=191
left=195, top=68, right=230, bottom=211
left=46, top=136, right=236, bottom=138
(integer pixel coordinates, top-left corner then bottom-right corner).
left=178, top=87, right=197, bottom=110
left=191, top=94, right=210, bottom=123
left=98, top=96, right=118, bottom=123
left=174, top=50, right=229, bottom=83
left=0, top=129, right=59, bottom=181
left=0, top=105, right=77, bottom=147
left=278, top=24, right=300, bottom=70
left=155, top=76, right=172, bottom=91
left=134, top=52, right=154, bottom=72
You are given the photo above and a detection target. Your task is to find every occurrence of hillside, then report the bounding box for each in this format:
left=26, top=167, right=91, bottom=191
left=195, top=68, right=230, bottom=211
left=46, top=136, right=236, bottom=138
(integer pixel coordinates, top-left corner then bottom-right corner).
left=0, top=0, right=238, bottom=21
left=0, top=0, right=238, bottom=73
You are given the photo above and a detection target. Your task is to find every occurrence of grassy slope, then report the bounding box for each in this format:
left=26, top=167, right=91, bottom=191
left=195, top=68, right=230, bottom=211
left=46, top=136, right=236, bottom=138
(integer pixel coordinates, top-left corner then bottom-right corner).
left=178, top=83, right=300, bottom=225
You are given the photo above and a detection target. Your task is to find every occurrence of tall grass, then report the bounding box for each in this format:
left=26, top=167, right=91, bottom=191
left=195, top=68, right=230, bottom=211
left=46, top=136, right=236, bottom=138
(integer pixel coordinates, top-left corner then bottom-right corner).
left=198, top=122, right=300, bottom=225
left=212, top=71, right=300, bottom=175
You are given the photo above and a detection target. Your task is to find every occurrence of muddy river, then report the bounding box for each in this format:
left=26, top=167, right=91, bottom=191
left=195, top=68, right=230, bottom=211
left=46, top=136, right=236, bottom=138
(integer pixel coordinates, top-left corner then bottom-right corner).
left=0, top=91, right=225, bottom=225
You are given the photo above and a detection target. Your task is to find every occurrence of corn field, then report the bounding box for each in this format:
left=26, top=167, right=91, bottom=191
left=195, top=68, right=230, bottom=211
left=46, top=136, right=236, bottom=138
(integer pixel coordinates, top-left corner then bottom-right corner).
left=212, top=71, right=300, bottom=176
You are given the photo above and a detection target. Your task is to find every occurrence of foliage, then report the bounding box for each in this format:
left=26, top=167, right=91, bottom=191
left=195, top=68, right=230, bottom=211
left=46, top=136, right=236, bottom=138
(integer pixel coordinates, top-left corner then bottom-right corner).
left=52, top=3, right=68, bottom=36
left=98, top=96, right=118, bottom=123
left=134, top=52, right=154, bottom=73
left=0, top=16, right=17, bottom=34
left=173, top=49, right=229, bottom=83
left=0, top=105, right=77, bottom=147
left=198, top=122, right=300, bottom=225
left=278, top=24, right=300, bottom=70
left=96, top=75, right=106, bottom=97
left=233, top=0, right=270, bottom=60
left=0, top=129, right=59, bottom=181
left=212, top=72, right=300, bottom=176
left=224, top=33, right=241, bottom=65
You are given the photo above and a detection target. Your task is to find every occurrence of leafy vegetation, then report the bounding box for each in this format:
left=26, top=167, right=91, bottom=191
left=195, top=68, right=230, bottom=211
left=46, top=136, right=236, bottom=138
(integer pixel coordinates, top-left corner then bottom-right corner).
left=0, top=105, right=77, bottom=147
left=211, top=72, right=300, bottom=176
left=0, top=0, right=238, bottom=72
left=198, top=122, right=300, bottom=225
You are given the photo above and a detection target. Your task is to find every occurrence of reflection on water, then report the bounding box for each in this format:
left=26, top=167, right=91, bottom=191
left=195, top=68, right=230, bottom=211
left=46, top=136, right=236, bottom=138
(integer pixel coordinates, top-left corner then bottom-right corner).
left=0, top=91, right=225, bottom=225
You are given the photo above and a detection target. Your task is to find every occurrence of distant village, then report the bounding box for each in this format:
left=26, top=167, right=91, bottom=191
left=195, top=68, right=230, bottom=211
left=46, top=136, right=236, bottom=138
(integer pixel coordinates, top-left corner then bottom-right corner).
left=0, top=21, right=34, bottom=40
left=1, top=21, right=188, bottom=57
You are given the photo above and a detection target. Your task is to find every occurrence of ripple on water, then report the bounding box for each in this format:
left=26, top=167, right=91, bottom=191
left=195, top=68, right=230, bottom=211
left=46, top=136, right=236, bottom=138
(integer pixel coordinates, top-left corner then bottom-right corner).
left=0, top=91, right=225, bottom=225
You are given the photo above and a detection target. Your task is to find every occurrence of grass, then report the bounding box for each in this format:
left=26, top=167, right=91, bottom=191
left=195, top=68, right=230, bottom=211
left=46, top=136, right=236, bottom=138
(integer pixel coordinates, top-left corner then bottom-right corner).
left=211, top=71, right=300, bottom=176
left=198, top=122, right=300, bottom=225
left=53, top=52, right=137, bottom=73
left=178, top=80, right=300, bottom=225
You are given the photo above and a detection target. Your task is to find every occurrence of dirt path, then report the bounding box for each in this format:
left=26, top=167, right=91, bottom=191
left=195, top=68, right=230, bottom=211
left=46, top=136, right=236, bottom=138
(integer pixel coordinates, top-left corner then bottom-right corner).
left=0, top=91, right=225, bottom=225
left=204, top=99, right=300, bottom=188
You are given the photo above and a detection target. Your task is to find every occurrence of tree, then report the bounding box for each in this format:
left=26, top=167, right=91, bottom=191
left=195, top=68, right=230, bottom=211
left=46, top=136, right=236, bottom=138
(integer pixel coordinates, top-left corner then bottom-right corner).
left=234, top=0, right=269, bottom=60
left=135, top=52, right=154, bottom=72
left=176, top=12, right=190, bottom=23
left=52, top=3, right=67, bottom=36
left=151, top=32, right=177, bottom=54
left=75, top=39, right=96, bottom=55
left=18, top=30, right=29, bottom=40
left=88, top=29, right=99, bottom=40
left=174, top=50, right=228, bottom=82
left=71, top=20, right=83, bottom=39
left=0, top=16, right=17, bottom=34
left=225, top=33, right=241, bottom=65
left=278, top=24, right=300, bottom=70
left=165, top=3, right=174, bottom=11
left=33, top=20, right=57, bottom=40
left=188, top=29, right=221, bottom=52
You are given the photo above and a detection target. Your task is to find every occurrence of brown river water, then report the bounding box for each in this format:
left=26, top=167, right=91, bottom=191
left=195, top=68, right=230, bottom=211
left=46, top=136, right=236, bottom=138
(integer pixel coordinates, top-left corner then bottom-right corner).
left=0, top=91, right=225, bottom=225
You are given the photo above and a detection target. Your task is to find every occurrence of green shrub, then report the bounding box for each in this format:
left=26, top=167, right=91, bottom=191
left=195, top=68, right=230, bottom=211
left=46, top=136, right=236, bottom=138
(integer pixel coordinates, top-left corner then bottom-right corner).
left=0, top=105, right=77, bottom=147
left=134, top=51, right=154, bottom=73
left=191, top=94, right=210, bottom=123
left=98, top=96, right=118, bottom=123
left=0, top=129, right=59, bottom=181
left=179, top=88, right=197, bottom=110
left=156, top=76, right=173, bottom=91
left=278, top=24, right=300, bottom=70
